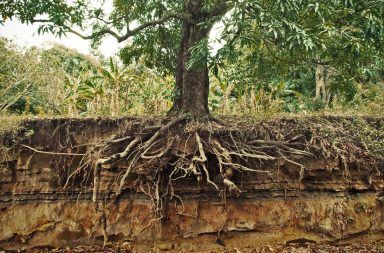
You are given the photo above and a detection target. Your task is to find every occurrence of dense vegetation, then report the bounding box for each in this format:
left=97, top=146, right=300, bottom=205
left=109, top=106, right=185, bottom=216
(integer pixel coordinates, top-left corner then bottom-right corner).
left=1, top=0, right=383, bottom=117
left=0, top=38, right=174, bottom=116
left=0, top=36, right=383, bottom=117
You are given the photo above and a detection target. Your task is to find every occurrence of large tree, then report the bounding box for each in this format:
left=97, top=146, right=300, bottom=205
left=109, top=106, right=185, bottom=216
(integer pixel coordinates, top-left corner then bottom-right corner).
left=215, top=0, right=383, bottom=106
left=1, top=0, right=228, bottom=117
left=1, top=0, right=383, bottom=117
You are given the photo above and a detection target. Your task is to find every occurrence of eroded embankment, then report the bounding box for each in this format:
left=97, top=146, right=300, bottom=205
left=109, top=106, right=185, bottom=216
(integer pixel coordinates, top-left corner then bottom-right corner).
left=0, top=116, right=383, bottom=250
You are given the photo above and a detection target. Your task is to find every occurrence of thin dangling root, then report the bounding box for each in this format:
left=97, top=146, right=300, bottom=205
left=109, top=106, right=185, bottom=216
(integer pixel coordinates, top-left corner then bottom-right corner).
left=101, top=210, right=108, bottom=248
left=92, top=163, right=101, bottom=204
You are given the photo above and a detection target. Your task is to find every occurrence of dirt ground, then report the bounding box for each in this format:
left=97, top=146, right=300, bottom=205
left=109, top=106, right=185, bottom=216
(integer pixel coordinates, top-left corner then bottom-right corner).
left=1, top=116, right=383, bottom=253
left=16, top=240, right=384, bottom=253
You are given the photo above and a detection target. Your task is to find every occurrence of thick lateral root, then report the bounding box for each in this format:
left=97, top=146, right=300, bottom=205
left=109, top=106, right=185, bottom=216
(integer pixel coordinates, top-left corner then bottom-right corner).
left=97, top=136, right=141, bottom=166
left=80, top=117, right=318, bottom=241
left=115, top=118, right=184, bottom=196
left=92, top=136, right=141, bottom=204
left=211, top=138, right=275, bottom=193
left=90, top=117, right=313, bottom=208
left=91, top=117, right=185, bottom=202
left=193, top=133, right=218, bottom=190
left=142, top=137, right=175, bottom=159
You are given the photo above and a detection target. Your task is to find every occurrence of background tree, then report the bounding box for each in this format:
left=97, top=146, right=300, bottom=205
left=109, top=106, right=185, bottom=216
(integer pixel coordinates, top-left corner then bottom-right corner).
left=0, top=38, right=43, bottom=113
left=215, top=0, right=383, bottom=107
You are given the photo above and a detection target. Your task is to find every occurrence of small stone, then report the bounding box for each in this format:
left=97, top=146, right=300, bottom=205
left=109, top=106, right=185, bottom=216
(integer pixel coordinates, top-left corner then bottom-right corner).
left=121, top=241, right=132, bottom=251
left=179, top=242, right=197, bottom=251
left=215, top=237, right=225, bottom=247
left=156, top=242, right=173, bottom=251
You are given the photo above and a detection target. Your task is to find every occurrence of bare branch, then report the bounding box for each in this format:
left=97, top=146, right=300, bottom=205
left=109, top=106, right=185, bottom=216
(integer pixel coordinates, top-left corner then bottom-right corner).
left=119, top=13, right=186, bottom=42
left=32, top=12, right=186, bottom=43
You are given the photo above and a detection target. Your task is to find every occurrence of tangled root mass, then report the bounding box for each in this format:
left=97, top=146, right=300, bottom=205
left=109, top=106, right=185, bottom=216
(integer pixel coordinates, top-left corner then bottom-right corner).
left=19, top=115, right=382, bottom=246
left=86, top=116, right=315, bottom=213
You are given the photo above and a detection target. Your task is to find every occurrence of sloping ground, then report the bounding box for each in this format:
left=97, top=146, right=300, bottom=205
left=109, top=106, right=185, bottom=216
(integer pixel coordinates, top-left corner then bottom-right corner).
left=0, top=116, right=383, bottom=251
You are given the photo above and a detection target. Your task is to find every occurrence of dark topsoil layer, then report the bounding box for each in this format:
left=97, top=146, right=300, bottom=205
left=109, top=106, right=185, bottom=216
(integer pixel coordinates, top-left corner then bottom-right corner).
left=2, top=115, right=383, bottom=164
left=1, top=115, right=383, bottom=194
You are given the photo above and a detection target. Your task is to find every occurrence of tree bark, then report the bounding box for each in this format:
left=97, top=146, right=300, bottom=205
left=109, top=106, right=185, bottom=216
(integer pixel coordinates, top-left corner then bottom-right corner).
left=168, top=0, right=213, bottom=117
left=167, top=33, right=185, bottom=116
left=315, top=64, right=334, bottom=106
left=315, top=64, right=326, bottom=102
left=324, top=67, right=336, bottom=106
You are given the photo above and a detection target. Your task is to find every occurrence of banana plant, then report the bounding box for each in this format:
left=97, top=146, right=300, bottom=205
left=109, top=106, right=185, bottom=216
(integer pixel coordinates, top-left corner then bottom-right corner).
left=94, top=57, right=128, bottom=116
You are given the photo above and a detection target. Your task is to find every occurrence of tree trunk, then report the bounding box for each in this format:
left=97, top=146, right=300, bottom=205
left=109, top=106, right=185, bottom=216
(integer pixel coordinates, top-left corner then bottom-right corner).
left=315, top=64, right=326, bottom=102
left=167, top=37, right=184, bottom=116
left=315, top=64, right=335, bottom=106
left=168, top=0, right=211, bottom=118
left=324, top=67, right=336, bottom=106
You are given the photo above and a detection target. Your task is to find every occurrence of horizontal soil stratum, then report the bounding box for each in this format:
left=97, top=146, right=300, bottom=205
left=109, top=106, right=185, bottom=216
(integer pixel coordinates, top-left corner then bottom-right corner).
left=0, top=115, right=383, bottom=252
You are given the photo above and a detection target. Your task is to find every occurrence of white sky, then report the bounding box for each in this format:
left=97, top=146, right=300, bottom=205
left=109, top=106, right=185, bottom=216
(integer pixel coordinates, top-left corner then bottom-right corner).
left=0, top=0, right=120, bottom=56
left=0, top=19, right=122, bottom=56
left=0, top=0, right=224, bottom=57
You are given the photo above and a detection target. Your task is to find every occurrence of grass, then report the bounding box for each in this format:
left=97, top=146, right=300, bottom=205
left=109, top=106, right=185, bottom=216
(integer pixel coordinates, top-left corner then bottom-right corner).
left=0, top=115, right=26, bottom=137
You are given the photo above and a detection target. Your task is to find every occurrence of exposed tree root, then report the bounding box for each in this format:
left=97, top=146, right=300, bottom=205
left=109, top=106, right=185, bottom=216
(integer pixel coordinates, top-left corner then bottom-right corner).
left=15, top=116, right=326, bottom=241
left=21, top=144, right=86, bottom=156
left=12, top=116, right=382, bottom=242
left=87, top=116, right=315, bottom=224
left=100, top=209, right=108, bottom=248
left=115, top=117, right=184, bottom=197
